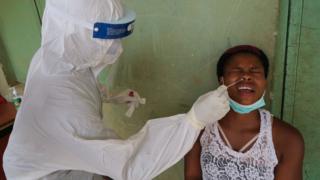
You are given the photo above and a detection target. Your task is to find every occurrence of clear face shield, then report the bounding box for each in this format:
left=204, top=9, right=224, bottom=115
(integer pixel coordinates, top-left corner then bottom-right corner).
left=88, top=7, right=136, bottom=76
left=41, top=1, right=136, bottom=74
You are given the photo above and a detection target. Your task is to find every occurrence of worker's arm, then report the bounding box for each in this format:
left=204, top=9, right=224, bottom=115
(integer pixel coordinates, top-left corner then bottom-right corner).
left=51, top=85, right=229, bottom=180
left=61, top=114, right=201, bottom=180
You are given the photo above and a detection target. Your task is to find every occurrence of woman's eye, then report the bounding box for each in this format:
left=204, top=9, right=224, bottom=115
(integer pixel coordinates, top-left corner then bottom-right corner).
left=250, top=68, right=263, bottom=73
left=230, top=68, right=242, bottom=72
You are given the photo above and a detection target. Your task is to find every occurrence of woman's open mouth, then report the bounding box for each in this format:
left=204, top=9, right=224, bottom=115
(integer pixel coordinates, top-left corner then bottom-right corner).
left=237, top=85, right=255, bottom=95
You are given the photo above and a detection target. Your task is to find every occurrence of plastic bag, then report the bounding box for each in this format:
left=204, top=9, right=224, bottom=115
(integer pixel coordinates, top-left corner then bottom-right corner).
left=99, top=84, right=146, bottom=117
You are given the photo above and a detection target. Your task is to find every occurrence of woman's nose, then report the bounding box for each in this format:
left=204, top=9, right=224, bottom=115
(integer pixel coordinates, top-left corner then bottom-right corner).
left=241, top=72, right=252, bottom=81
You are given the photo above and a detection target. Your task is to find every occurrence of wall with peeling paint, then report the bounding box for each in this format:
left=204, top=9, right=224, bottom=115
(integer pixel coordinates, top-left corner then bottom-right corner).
left=4, top=0, right=320, bottom=179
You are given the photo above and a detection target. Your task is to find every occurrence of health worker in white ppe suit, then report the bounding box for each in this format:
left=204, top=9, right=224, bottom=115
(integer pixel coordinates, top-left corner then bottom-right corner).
left=3, top=0, right=230, bottom=180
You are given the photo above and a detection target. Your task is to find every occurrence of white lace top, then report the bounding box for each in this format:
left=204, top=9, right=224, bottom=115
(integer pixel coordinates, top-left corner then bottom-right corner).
left=200, top=109, right=278, bottom=180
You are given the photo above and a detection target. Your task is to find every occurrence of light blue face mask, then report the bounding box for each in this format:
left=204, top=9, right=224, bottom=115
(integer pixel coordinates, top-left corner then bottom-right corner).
left=229, top=95, right=265, bottom=114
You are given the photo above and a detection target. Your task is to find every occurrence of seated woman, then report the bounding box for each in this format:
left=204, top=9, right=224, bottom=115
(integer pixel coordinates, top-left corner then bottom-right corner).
left=184, top=45, right=304, bottom=180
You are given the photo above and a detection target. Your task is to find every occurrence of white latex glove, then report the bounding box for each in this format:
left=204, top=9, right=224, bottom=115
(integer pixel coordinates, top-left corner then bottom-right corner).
left=186, top=85, right=230, bottom=129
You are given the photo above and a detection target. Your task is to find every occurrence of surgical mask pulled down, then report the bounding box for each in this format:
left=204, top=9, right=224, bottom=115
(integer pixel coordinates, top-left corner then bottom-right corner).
left=222, top=78, right=265, bottom=114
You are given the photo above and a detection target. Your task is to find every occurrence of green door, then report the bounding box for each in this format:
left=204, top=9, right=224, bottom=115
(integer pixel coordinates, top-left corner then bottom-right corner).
left=286, top=0, right=320, bottom=178
left=272, top=0, right=320, bottom=179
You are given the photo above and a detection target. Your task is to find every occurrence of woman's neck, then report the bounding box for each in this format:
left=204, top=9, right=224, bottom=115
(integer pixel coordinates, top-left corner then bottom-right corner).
left=219, top=109, right=261, bottom=130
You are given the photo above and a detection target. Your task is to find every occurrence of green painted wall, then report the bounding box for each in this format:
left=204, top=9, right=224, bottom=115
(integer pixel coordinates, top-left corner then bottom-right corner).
left=101, top=1, right=278, bottom=179
left=282, top=0, right=320, bottom=178
left=0, top=0, right=41, bottom=84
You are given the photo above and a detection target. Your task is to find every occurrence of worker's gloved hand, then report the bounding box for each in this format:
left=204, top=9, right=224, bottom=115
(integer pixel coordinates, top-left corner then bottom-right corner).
left=186, top=85, right=230, bottom=129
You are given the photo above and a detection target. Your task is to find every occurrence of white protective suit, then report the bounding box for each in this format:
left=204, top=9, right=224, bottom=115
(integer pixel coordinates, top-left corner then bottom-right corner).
left=3, top=0, right=230, bottom=180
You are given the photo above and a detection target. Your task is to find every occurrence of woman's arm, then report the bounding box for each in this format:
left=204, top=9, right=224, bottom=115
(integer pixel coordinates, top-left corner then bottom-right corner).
left=273, top=119, right=305, bottom=180
left=184, top=133, right=203, bottom=180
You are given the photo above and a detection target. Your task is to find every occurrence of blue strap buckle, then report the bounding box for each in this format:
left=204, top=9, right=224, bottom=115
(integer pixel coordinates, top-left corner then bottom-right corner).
left=93, top=21, right=135, bottom=39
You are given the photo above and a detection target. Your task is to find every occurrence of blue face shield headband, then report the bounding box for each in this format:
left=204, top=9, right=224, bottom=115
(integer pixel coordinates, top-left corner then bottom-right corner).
left=229, top=95, right=265, bottom=114
left=93, top=8, right=136, bottom=39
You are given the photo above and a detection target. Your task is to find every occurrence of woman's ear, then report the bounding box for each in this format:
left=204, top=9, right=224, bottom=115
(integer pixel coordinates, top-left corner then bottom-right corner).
left=219, top=77, right=224, bottom=85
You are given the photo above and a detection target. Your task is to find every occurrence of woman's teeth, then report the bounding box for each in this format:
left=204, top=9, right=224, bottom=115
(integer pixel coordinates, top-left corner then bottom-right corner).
left=238, top=86, right=254, bottom=92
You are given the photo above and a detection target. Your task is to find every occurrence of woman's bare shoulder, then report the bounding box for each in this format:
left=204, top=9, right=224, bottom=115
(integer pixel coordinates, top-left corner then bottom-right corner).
left=272, top=117, right=304, bottom=157
left=272, top=117, right=303, bottom=139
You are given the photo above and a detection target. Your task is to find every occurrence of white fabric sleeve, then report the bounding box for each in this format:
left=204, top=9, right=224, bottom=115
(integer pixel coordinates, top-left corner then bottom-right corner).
left=57, top=114, right=199, bottom=180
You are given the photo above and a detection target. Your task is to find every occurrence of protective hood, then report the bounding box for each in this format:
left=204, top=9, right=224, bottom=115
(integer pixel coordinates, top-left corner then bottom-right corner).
left=40, top=0, right=135, bottom=76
